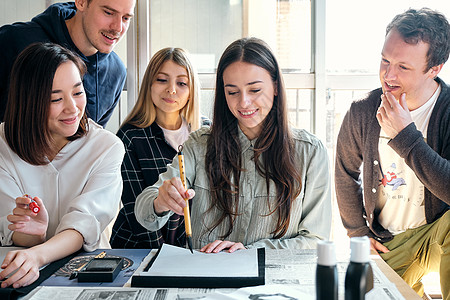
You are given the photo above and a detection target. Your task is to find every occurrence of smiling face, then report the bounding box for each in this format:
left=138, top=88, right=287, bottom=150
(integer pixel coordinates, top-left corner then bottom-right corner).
left=223, top=61, right=276, bottom=140
left=379, top=29, right=441, bottom=109
left=48, top=61, right=86, bottom=151
left=76, top=0, right=135, bottom=55
left=151, top=60, right=190, bottom=124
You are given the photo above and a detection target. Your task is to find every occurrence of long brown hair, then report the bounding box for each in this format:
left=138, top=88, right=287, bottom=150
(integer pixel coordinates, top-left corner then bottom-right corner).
left=123, top=47, right=200, bottom=130
left=4, top=43, right=88, bottom=165
left=205, top=37, right=302, bottom=239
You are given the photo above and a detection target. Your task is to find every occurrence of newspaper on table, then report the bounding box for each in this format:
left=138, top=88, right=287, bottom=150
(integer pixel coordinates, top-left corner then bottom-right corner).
left=22, top=248, right=406, bottom=300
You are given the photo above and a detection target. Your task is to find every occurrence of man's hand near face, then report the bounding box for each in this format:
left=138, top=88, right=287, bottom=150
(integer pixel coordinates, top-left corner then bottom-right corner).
left=376, top=92, right=413, bottom=139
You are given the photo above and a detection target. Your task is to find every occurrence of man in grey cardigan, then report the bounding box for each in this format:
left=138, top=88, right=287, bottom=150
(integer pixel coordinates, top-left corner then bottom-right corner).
left=335, top=8, right=450, bottom=299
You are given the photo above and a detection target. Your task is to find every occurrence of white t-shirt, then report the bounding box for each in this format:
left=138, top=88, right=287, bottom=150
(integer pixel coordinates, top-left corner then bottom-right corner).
left=376, top=85, right=440, bottom=235
left=160, top=118, right=190, bottom=151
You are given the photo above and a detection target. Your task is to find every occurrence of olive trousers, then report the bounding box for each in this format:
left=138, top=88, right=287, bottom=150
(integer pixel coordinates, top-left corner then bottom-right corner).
left=380, top=210, right=449, bottom=299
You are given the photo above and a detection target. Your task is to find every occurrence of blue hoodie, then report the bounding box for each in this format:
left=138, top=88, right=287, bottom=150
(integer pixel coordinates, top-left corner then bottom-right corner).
left=0, top=2, right=126, bottom=127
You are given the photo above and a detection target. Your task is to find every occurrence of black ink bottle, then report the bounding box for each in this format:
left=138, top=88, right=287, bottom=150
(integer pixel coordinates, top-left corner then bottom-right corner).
left=345, top=236, right=374, bottom=300
left=316, top=240, right=338, bottom=300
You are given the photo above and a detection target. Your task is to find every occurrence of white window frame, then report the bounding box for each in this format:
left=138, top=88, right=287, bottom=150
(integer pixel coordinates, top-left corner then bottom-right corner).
left=124, top=0, right=380, bottom=142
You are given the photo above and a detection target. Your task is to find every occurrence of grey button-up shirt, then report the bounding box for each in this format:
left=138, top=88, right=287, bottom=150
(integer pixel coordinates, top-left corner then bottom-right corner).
left=135, top=126, right=331, bottom=249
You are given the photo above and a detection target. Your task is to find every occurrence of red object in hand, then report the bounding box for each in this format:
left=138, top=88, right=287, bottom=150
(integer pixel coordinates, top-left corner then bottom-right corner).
left=24, top=195, right=40, bottom=213
left=29, top=200, right=40, bottom=213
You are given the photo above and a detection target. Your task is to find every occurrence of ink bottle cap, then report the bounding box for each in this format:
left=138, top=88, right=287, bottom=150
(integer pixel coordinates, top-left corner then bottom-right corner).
left=317, top=240, right=336, bottom=266
left=350, top=236, right=370, bottom=263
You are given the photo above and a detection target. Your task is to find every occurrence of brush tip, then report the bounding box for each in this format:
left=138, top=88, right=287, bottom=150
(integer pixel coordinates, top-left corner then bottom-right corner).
left=187, top=237, right=193, bottom=254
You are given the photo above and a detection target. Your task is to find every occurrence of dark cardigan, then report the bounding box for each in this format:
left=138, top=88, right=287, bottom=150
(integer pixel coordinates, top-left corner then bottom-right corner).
left=335, top=77, right=450, bottom=242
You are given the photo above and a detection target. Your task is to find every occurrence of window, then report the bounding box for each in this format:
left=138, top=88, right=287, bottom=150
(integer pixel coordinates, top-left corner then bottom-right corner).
left=326, top=0, right=450, bottom=130
left=132, top=0, right=316, bottom=131
left=326, top=0, right=450, bottom=174
left=150, top=0, right=242, bottom=73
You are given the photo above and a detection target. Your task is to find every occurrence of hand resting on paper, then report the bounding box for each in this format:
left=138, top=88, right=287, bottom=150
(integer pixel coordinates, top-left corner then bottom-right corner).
left=200, top=240, right=245, bottom=253
left=0, top=248, right=42, bottom=289
left=154, top=177, right=195, bottom=215
left=0, top=229, right=83, bottom=289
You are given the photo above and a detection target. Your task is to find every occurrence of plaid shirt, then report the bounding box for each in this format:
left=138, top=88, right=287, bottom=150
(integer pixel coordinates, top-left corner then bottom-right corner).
left=110, top=118, right=210, bottom=249
left=110, top=122, right=186, bottom=248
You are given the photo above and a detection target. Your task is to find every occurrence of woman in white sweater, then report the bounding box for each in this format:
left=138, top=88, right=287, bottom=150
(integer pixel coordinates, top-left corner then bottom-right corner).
left=0, top=43, right=124, bottom=288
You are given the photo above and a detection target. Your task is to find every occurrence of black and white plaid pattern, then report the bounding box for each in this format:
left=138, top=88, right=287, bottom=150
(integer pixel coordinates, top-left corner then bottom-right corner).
left=110, top=122, right=186, bottom=248
left=110, top=118, right=211, bottom=249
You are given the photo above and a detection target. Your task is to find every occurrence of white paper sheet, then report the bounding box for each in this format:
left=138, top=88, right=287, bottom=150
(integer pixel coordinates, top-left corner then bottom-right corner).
left=205, top=284, right=314, bottom=300
left=140, top=244, right=259, bottom=278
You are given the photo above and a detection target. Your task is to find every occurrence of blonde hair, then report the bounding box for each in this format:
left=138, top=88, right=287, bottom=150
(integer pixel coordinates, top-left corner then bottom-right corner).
left=123, top=47, right=200, bottom=130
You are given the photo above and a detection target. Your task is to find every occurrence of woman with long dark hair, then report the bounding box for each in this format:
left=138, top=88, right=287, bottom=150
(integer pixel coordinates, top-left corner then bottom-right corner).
left=135, top=37, right=331, bottom=252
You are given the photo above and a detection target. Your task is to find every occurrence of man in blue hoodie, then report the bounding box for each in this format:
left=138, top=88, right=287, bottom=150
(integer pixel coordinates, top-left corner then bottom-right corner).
left=0, top=0, right=135, bottom=127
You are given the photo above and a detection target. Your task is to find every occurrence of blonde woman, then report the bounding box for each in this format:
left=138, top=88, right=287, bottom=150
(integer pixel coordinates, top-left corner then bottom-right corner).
left=110, top=47, right=208, bottom=248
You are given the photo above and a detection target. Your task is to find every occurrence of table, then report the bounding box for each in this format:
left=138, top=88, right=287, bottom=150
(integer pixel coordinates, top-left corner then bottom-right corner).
left=13, top=248, right=423, bottom=300
left=125, top=248, right=422, bottom=300
left=371, top=253, right=422, bottom=300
